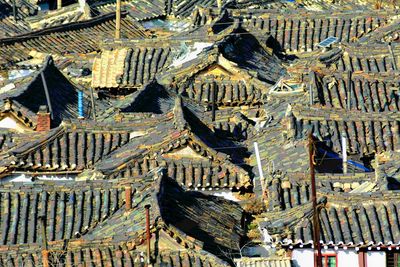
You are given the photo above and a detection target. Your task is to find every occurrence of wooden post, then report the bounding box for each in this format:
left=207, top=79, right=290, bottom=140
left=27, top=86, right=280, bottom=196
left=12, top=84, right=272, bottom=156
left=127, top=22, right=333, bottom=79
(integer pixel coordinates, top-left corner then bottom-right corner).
left=115, top=0, right=121, bottom=39
left=57, top=0, right=62, bottom=9
left=145, top=205, right=151, bottom=264
left=358, top=251, right=366, bottom=267
left=309, top=133, right=322, bottom=267
left=39, top=216, right=49, bottom=267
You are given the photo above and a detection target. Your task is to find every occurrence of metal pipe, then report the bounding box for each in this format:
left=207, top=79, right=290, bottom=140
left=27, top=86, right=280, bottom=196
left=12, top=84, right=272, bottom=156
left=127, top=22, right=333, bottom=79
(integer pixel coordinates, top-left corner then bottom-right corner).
left=90, top=87, right=97, bottom=121
left=347, top=70, right=352, bottom=110
left=342, top=133, right=348, bottom=174
left=145, top=205, right=151, bottom=264
left=211, top=81, right=216, bottom=122
left=115, top=0, right=121, bottom=39
left=254, top=142, right=265, bottom=195
left=40, top=72, right=53, bottom=120
left=309, top=133, right=321, bottom=267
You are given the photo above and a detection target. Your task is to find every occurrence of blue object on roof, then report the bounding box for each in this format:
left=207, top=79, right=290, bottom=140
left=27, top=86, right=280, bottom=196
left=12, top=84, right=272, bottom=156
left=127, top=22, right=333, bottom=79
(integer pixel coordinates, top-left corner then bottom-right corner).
left=78, top=90, right=84, bottom=118
left=317, top=148, right=372, bottom=172
left=318, top=37, right=339, bottom=48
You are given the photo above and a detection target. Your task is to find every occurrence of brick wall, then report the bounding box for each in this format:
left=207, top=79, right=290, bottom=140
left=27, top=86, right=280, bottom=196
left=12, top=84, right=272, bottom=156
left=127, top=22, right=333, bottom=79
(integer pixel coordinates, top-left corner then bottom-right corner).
left=37, top=111, right=50, bottom=131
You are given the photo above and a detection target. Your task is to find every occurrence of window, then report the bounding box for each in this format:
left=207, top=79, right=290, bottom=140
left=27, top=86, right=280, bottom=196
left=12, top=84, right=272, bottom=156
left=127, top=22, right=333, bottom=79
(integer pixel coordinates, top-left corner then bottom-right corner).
left=321, top=253, right=337, bottom=267
left=387, top=252, right=400, bottom=267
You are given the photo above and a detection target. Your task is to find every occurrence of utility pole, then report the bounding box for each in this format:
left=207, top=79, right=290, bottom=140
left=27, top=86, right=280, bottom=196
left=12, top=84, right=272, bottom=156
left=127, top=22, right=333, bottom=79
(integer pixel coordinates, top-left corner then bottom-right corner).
left=57, top=0, right=62, bottom=9
left=115, top=0, right=121, bottom=39
left=309, top=133, right=321, bottom=267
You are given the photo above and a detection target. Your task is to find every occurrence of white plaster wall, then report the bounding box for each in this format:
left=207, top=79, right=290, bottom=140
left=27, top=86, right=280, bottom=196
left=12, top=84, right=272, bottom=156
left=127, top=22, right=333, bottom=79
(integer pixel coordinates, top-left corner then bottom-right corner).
left=0, top=116, right=31, bottom=133
left=292, top=249, right=314, bottom=267
left=367, top=251, right=386, bottom=267
left=292, top=248, right=358, bottom=267
left=337, top=250, right=358, bottom=267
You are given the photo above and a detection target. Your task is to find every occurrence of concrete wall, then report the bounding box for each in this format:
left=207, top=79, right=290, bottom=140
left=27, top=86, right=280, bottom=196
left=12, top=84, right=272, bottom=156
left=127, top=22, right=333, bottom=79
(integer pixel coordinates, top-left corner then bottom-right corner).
left=291, top=248, right=386, bottom=267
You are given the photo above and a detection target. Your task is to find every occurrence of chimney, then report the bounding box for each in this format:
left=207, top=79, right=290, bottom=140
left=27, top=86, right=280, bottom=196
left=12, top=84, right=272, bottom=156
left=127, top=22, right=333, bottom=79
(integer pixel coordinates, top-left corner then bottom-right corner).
left=37, top=105, right=50, bottom=132
left=125, top=186, right=132, bottom=211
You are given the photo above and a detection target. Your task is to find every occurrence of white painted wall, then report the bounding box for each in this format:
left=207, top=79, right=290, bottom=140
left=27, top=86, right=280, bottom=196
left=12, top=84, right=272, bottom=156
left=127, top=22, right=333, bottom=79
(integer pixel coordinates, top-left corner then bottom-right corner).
left=292, top=249, right=314, bottom=267
left=0, top=116, right=31, bottom=133
left=292, top=248, right=359, bottom=267
left=337, top=250, right=358, bottom=267
left=367, top=251, right=386, bottom=267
